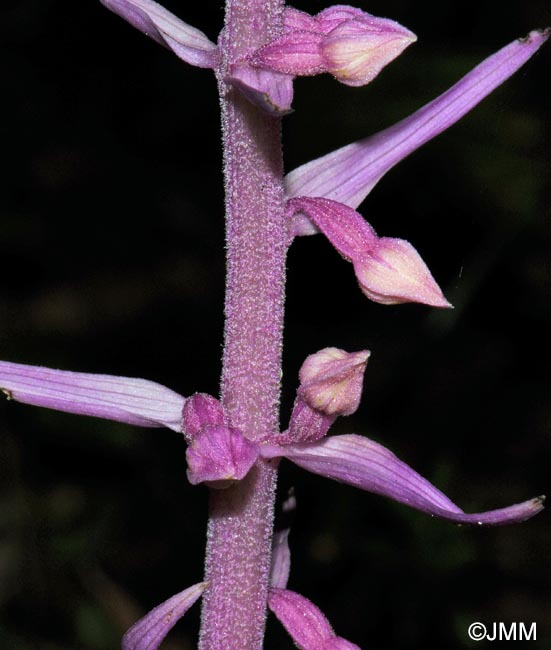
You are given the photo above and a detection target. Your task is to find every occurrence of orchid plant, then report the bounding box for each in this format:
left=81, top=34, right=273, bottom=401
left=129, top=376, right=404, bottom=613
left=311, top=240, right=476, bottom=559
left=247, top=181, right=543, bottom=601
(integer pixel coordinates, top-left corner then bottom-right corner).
left=1, top=1, right=548, bottom=648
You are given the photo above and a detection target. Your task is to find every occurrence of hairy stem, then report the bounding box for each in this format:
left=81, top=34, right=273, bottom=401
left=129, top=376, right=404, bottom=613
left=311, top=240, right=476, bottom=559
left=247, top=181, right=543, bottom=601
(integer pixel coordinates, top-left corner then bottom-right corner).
left=198, top=0, right=286, bottom=648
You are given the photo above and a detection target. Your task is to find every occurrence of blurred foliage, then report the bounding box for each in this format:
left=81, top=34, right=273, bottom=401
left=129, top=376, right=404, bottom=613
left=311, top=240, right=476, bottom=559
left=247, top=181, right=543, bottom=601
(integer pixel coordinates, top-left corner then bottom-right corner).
left=1, top=0, right=550, bottom=648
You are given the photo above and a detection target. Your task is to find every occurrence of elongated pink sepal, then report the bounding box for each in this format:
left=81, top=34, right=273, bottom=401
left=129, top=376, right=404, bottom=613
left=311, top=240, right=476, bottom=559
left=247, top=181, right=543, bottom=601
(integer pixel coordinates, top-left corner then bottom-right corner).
left=286, top=29, right=550, bottom=209
left=268, top=588, right=361, bottom=650
left=185, top=424, right=260, bottom=488
left=262, top=434, right=545, bottom=525
left=100, top=0, right=219, bottom=68
left=0, top=359, right=185, bottom=431
left=122, top=582, right=206, bottom=650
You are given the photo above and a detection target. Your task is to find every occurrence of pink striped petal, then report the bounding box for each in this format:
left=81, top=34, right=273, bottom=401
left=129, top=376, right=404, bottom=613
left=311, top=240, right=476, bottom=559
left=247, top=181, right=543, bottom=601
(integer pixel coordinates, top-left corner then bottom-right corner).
left=185, top=424, right=260, bottom=488
left=270, top=528, right=291, bottom=589
left=261, top=434, right=545, bottom=525
left=100, top=0, right=219, bottom=68
left=268, top=588, right=361, bottom=650
left=227, top=63, right=294, bottom=115
left=251, top=31, right=325, bottom=76
left=0, top=359, right=185, bottom=431
left=286, top=29, right=550, bottom=210
left=182, top=393, right=226, bottom=443
left=283, top=399, right=335, bottom=444
left=122, top=582, right=206, bottom=650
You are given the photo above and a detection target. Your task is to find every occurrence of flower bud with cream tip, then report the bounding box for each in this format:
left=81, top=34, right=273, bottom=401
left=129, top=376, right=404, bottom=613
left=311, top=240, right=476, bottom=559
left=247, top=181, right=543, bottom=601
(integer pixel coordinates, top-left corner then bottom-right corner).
left=252, top=5, right=416, bottom=88
left=287, top=196, right=451, bottom=308
left=298, top=347, right=370, bottom=416
left=283, top=347, right=369, bottom=444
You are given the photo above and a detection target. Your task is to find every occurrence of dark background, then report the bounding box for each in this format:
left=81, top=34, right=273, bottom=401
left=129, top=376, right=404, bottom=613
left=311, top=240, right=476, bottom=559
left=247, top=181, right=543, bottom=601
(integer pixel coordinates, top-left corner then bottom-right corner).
left=1, top=1, right=550, bottom=648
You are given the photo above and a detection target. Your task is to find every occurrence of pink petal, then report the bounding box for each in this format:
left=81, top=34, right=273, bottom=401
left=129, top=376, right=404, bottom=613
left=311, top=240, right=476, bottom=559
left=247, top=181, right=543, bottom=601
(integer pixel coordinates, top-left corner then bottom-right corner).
left=185, top=424, right=260, bottom=488
left=262, top=434, right=545, bottom=525
left=100, top=0, right=219, bottom=68
left=287, top=196, right=377, bottom=258
left=251, top=31, right=325, bottom=76
left=268, top=588, right=361, bottom=650
left=270, top=528, right=291, bottom=589
left=284, top=399, right=335, bottom=443
left=227, top=63, right=294, bottom=115
left=182, top=392, right=226, bottom=443
left=122, top=582, right=206, bottom=650
left=0, top=359, right=185, bottom=431
left=286, top=29, right=550, bottom=210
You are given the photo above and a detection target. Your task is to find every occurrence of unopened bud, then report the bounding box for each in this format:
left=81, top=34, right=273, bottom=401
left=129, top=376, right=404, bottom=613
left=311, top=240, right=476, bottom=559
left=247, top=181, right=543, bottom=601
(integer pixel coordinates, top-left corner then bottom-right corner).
left=299, top=347, right=370, bottom=416
left=321, top=15, right=417, bottom=87
left=354, top=237, right=452, bottom=307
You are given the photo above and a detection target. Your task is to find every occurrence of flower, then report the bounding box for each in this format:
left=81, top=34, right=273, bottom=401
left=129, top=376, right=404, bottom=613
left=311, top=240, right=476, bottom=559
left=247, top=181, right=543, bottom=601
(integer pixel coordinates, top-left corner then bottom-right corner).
left=250, top=5, right=417, bottom=87
left=287, top=197, right=451, bottom=307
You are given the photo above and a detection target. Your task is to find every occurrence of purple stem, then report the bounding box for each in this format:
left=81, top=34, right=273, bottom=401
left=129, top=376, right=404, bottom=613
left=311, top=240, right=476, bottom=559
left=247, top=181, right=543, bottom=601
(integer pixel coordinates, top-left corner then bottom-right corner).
left=198, top=1, right=286, bottom=648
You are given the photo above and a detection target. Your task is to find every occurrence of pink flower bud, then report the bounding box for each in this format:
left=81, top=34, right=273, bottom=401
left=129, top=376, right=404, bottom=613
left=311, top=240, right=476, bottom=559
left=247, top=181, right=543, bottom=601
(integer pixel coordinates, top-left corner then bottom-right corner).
left=185, top=424, right=260, bottom=488
left=298, top=347, right=370, bottom=416
left=182, top=392, right=226, bottom=443
left=354, top=237, right=452, bottom=307
left=321, top=15, right=417, bottom=87
left=251, top=5, right=415, bottom=88
left=287, top=197, right=452, bottom=308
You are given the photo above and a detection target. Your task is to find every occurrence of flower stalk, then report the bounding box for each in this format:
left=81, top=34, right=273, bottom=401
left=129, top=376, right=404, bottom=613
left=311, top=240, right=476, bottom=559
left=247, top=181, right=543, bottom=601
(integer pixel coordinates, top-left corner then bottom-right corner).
left=199, top=1, right=287, bottom=647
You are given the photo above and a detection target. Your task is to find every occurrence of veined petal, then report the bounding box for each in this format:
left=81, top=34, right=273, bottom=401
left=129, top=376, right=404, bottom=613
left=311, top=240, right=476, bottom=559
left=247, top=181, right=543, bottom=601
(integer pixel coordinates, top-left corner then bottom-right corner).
left=122, top=582, right=206, bottom=650
left=286, top=29, right=550, bottom=209
left=100, top=0, right=219, bottom=68
left=270, top=528, right=291, bottom=589
left=185, top=424, right=260, bottom=488
left=251, top=31, right=325, bottom=76
left=287, top=196, right=377, bottom=259
left=182, top=393, right=226, bottom=443
left=268, top=588, right=361, bottom=650
left=261, top=434, right=545, bottom=525
left=227, top=63, right=294, bottom=115
left=0, top=360, right=185, bottom=431
left=284, top=399, right=335, bottom=443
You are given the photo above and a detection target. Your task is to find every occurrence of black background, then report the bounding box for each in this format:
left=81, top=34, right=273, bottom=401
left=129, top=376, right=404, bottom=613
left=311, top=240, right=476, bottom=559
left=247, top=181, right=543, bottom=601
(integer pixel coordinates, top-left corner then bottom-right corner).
left=1, top=1, right=550, bottom=648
